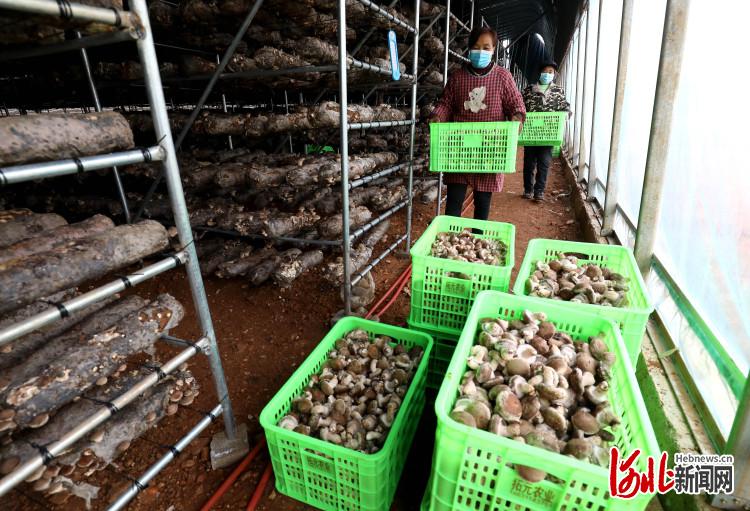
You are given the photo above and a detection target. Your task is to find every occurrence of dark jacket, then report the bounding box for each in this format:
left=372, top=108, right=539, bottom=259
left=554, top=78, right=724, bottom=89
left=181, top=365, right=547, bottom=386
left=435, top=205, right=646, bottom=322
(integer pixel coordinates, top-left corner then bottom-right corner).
left=522, top=83, right=570, bottom=113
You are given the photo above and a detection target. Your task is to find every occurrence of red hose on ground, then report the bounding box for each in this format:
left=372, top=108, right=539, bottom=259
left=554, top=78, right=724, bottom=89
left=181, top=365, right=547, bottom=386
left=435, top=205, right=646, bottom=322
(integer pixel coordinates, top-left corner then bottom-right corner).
left=200, top=438, right=267, bottom=511
left=245, top=462, right=274, bottom=511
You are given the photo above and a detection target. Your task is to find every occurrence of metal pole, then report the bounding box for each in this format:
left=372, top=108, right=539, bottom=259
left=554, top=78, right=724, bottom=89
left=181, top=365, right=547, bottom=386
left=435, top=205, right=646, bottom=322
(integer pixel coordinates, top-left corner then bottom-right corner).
left=586, top=0, right=603, bottom=198
left=405, top=0, right=420, bottom=248
left=132, top=0, right=238, bottom=439
left=576, top=5, right=591, bottom=181
left=601, top=0, right=634, bottom=236
left=77, top=31, right=131, bottom=223
left=633, top=0, right=691, bottom=275
left=436, top=0, right=451, bottom=217
left=572, top=22, right=582, bottom=165
left=217, top=54, right=234, bottom=150
left=0, top=0, right=136, bottom=26
left=107, top=403, right=224, bottom=511
left=469, top=0, right=475, bottom=29
left=339, top=0, right=353, bottom=315
left=134, top=0, right=265, bottom=221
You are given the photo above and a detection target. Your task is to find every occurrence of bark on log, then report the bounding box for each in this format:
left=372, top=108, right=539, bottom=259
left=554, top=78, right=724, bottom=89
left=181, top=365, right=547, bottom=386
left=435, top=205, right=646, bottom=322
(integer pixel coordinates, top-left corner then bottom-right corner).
left=0, top=295, right=117, bottom=373
left=370, top=186, right=407, bottom=212
left=423, top=35, right=445, bottom=59
left=0, top=215, right=114, bottom=265
left=324, top=220, right=390, bottom=285
left=0, top=213, right=67, bottom=249
left=0, top=220, right=168, bottom=314
left=248, top=248, right=301, bottom=286
left=419, top=184, right=439, bottom=204
left=0, top=295, right=182, bottom=433
left=199, top=240, right=248, bottom=276
left=0, top=112, right=134, bottom=166
left=0, top=209, right=33, bottom=224
left=216, top=246, right=275, bottom=279
left=281, top=36, right=339, bottom=64
left=273, top=250, right=324, bottom=286
left=317, top=206, right=372, bottom=239
left=262, top=210, right=321, bottom=238
left=286, top=152, right=398, bottom=187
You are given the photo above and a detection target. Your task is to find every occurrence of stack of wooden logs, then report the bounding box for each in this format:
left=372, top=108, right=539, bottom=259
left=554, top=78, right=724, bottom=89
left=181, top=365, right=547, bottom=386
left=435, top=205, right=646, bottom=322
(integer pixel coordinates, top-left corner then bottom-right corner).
left=0, top=210, right=195, bottom=506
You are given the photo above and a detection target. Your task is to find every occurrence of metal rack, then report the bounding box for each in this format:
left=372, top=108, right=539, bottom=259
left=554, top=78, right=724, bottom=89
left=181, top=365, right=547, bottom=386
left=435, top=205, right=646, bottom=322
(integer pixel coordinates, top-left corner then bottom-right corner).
left=0, top=0, right=244, bottom=507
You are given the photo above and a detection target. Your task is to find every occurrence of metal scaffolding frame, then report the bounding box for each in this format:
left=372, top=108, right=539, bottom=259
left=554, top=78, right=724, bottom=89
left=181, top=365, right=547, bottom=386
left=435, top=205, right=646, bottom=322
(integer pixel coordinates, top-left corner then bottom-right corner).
left=0, top=0, right=243, bottom=505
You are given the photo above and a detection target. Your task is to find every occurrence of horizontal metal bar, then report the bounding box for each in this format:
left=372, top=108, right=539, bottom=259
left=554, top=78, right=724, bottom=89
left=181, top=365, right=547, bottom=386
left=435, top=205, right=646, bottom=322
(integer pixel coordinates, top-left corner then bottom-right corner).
left=615, top=203, right=637, bottom=233
left=350, top=162, right=410, bottom=189
left=348, top=57, right=415, bottom=81
left=351, top=233, right=407, bottom=286
left=448, top=48, right=470, bottom=63
left=450, top=12, right=470, bottom=32
left=348, top=120, right=415, bottom=130
left=0, top=29, right=139, bottom=62
left=192, top=226, right=341, bottom=246
left=0, top=146, right=164, bottom=186
left=356, top=0, right=417, bottom=33
left=160, top=65, right=339, bottom=84
left=0, top=337, right=207, bottom=497
left=160, top=334, right=209, bottom=353
left=0, top=251, right=187, bottom=346
left=106, top=402, right=223, bottom=511
left=351, top=199, right=409, bottom=240
left=0, top=0, right=138, bottom=27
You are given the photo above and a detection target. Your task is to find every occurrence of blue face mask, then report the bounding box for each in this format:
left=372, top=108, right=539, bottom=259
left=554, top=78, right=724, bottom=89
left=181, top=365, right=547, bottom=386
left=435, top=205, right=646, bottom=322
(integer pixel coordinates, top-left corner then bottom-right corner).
left=469, top=50, right=493, bottom=69
left=539, top=72, right=554, bottom=85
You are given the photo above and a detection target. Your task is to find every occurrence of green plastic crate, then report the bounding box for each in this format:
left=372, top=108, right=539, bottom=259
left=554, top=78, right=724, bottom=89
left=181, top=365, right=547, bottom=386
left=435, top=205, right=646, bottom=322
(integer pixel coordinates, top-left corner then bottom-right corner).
left=429, top=121, right=519, bottom=174
left=512, top=239, right=654, bottom=364
left=424, top=291, right=660, bottom=511
left=409, top=216, right=515, bottom=337
left=552, top=145, right=561, bottom=157
left=408, top=321, right=459, bottom=390
left=259, top=317, right=433, bottom=511
left=518, top=111, right=566, bottom=146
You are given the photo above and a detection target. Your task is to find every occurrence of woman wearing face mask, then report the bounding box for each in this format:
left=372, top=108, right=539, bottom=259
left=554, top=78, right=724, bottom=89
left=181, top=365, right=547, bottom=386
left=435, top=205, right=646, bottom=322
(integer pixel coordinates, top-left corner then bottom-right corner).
left=521, top=61, right=570, bottom=201
left=430, top=26, right=526, bottom=220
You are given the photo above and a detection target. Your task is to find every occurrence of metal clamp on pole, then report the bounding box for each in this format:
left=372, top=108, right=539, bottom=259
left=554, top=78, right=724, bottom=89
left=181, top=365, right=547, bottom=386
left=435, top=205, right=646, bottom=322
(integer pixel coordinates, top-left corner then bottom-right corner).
left=348, top=120, right=415, bottom=130
left=348, top=57, right=415, bottom=81
left=448, top=48, right=470, bottom=63
left=351, top=200, right=410, bottom=240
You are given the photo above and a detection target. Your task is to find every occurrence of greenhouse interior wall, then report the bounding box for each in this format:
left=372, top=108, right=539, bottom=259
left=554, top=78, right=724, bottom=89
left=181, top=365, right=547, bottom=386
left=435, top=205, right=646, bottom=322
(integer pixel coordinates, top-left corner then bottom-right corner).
left=0, top=0, right=747, bottom=510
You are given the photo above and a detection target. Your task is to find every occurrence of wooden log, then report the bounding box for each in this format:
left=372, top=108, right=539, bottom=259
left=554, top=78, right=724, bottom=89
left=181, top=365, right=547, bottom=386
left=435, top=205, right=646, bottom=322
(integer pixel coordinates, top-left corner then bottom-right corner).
left=248, top=248, right=301, bottom=286
left=0, top=112, right=134, bottom=166
left=262, top=210, right=320, bottom=238
left=0, top=213, right=67, bottom=249
left=199, top=240, right=248, bottom=276
left=0, top=215, right=114, bottom=265
left=0, top=209, right=33, bottom=224
left=286, top=152, right=398, bottom=187
left=324, top=220, right=390, bottom=285
left=0, top=294, right=182, bottom=433
left=273, top=250, right=324, bottom=286
left=317, top=206, right=372, bottom=239
left=348, top=271, right=376, bottom=309
left=419, top=184, right=439, bottom=204
left=281, top=36, right=339, bottom=64
left=370, top=186, right=407, bottom=212
left=0, top=295, right=117, bottom=373
left=216, top=246, right=275, bottom=279
left=0, top=221, right=168, bottom=314
left=423, top=35, right=445, bottom=59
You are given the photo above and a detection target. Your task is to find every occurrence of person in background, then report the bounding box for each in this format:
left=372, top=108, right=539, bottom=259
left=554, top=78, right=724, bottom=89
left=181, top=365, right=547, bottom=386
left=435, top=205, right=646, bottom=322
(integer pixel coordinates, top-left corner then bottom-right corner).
left=430, top=26, right=526, bottom=221
left=522, top=60, right=570, bottom=201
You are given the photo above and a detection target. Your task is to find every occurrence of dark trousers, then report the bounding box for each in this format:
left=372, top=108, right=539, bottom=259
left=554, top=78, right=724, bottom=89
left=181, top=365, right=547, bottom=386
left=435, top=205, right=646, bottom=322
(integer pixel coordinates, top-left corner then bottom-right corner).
left=445, top=183, right=492, bottom=220
left=523, top=146, right=553, bottom=194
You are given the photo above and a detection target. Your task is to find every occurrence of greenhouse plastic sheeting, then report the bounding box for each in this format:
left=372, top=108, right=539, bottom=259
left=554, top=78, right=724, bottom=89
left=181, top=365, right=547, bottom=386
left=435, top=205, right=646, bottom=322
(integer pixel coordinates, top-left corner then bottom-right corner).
left=650, top=0, right=750, bottom=436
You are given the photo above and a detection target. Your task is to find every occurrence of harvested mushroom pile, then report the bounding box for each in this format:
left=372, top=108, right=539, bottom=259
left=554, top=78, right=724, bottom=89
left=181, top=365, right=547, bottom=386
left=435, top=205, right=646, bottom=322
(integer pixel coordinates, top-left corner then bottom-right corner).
left=278, top=329, right=424, bottom=454
left=450, top=311, right=622, bottom=482
left=526, top=253, right=629, bottom=306
left=430, top=230, right=507, bottom=265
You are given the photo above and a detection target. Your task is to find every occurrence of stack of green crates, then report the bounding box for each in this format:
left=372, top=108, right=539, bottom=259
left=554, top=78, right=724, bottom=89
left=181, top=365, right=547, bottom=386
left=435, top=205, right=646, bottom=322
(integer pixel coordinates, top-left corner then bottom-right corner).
left=518, top=111, right=566, bottom=147
left=259, top=318, right=433, bottom=511
left=422, top=291, right=660, bottom=511
left=513, top=239, right=654, bottom=364
left=430, top=121, right=519, bottom=174
left=408, top=216, right=515, bottom=388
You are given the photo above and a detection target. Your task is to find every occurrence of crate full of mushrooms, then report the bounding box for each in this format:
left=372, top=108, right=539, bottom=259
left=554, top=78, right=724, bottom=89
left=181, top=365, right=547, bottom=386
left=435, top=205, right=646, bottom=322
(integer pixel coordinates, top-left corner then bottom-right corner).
left=259, top=318, right=432, bottom=511
left=423, top=291, right=659, bottom=511
left=512, top=239, right=654, bottom=364
left=409, top=215, right=515, bottom=336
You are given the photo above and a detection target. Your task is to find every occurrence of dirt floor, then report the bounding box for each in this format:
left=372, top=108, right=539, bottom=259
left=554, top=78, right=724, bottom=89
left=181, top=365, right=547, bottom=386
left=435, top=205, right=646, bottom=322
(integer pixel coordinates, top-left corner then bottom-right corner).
left=10, top=154, right=583, bottom=511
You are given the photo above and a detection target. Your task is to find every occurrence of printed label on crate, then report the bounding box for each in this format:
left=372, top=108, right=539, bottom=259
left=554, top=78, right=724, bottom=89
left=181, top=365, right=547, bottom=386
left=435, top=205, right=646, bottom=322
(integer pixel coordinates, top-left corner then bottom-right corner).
left=303, top=450, right=335, bottom=475
left=509, top=478, right=559, bottom=506
left=461, top=133, right=483, bottom=147
left=441, top=276, right=471, bottom=298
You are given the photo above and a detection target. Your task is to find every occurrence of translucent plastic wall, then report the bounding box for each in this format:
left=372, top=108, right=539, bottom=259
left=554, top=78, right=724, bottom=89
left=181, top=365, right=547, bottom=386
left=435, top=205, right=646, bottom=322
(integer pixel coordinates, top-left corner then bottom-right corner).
left=558, top=0, right=749, bottom=440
